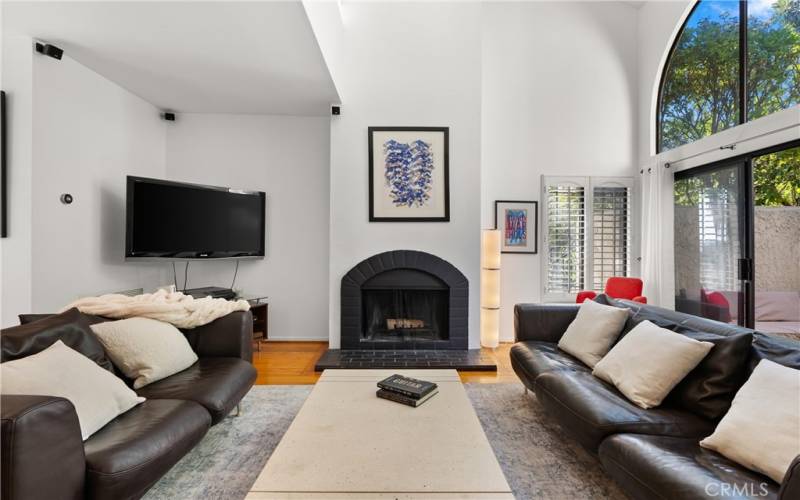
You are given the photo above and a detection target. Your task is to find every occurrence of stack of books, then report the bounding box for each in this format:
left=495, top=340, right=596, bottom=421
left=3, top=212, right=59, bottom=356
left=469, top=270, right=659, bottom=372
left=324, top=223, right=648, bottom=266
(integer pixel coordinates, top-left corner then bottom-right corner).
left=376, top=374, right=439, bottom=407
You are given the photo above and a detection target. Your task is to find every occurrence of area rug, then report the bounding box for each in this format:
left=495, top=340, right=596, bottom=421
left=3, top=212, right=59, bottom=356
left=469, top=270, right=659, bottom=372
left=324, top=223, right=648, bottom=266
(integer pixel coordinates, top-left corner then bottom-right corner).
left=145, top=383, right=625, bottom=499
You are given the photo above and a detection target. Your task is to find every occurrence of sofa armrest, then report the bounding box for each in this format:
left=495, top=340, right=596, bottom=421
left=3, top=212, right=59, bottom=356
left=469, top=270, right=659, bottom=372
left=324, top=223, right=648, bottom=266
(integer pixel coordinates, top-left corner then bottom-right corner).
left=1, top=395, right=85, bottom=500
left=181, top=310, right=254, bottom=363
left=514, top=303, right=579, bottom=343
left=780, top=455, right=800, bottom=500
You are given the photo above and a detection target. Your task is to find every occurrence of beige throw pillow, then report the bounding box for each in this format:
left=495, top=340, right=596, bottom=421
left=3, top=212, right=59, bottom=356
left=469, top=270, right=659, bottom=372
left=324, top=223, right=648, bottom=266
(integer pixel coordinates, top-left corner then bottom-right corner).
left=90, top=317, right=198, bottom=389
left=557, top=299, right=629, bottom=368
left=1, top=340, right=144, bottom=439
left=592, top=320, right=714, bottom=409
left=700, top=360, right=800, bottom=483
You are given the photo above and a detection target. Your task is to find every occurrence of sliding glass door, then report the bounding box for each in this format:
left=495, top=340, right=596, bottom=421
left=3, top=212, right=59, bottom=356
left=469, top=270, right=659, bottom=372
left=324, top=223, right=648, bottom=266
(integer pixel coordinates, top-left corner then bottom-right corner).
left=674, top=141, right=800, bottom=339
left=752, top=146, right=800, bottom=339
left=674, top=163, right=749, bottom=326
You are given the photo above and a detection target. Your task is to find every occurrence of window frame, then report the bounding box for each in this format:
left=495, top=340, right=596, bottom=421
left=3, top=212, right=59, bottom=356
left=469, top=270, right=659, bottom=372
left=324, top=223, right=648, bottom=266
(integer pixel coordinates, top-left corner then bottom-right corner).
left=541, top=175, right=635, bottom=303
left=656, top=0, right=752, bottom=153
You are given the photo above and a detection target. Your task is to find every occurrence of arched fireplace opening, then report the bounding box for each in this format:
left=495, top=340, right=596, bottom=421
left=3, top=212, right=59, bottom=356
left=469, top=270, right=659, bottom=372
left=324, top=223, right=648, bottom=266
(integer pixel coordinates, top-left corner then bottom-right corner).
left=340, top=250, right=468, bottom=350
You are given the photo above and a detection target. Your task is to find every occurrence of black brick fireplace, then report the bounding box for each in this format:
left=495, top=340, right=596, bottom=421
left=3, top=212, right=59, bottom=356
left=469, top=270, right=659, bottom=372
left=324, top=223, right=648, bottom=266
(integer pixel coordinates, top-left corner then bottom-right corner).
left=340, top=250, right=468, bottom=350
left=315, top=250, right=495, bottom=371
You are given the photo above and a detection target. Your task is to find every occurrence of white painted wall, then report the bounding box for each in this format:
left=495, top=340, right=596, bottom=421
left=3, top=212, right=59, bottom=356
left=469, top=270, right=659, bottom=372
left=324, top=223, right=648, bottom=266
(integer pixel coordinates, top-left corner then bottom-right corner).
left=0, top=36, right=35, bottom=327
left=328, top=2, right=483, bottom=348
left=29, top=50, right=169, bottom=314
left=165, top=114, right=330, bottom=341
left=481, top=2, right=639, bottom=340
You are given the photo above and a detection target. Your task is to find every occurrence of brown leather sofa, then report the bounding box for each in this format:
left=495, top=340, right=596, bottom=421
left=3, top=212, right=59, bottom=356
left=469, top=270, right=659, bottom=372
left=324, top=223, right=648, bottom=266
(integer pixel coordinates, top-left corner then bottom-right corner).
left=511, top=296, right=800, bottom=500
left=1, top=308, right=257, bottom=500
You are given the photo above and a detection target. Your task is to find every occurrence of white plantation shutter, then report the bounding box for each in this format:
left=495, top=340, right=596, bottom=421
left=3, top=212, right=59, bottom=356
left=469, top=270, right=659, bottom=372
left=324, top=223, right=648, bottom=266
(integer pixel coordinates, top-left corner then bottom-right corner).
left=542, top=176, right=634, bottom=301
left=592, top=180, right=632, bottom=290
left=543, top=178, right=587, bottom=297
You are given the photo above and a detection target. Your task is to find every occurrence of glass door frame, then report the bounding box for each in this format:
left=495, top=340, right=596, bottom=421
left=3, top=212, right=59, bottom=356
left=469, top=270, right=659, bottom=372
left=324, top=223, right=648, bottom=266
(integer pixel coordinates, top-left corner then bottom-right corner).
left=673, top=138, right=800, bottom=329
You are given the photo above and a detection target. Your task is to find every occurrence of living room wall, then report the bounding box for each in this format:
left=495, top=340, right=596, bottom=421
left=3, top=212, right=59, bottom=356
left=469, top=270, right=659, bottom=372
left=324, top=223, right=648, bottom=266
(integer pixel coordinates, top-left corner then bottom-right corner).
left=326, top=1, right=483, bottom=348
left=1, top=36, right=35, bottom=327
left=480, top=1, right=640, bottom=341
left=0, top=40, right=333, bottom=340
left=165, top=114, right=331, bottom=341
left=1, top=38, right=169, bottom=326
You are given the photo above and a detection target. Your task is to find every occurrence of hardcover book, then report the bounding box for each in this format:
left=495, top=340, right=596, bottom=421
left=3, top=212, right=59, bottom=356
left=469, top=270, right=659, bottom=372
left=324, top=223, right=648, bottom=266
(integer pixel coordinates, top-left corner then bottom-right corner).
left=376, top=388, right=439, bottom=407
left=377, top=374, right=437, bottom=399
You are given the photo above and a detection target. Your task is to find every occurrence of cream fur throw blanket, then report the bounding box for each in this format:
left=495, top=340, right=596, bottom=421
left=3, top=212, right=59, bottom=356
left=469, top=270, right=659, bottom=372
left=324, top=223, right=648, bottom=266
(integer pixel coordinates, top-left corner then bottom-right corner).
left=61, top=289, right=250, bottom=329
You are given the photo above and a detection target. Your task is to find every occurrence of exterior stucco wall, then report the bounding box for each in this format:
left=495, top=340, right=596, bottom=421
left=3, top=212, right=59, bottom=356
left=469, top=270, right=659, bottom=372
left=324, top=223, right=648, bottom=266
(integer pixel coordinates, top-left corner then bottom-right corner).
left=675, top=206, right=800, bottom=292
left=755, top=207, right=800, bottom=292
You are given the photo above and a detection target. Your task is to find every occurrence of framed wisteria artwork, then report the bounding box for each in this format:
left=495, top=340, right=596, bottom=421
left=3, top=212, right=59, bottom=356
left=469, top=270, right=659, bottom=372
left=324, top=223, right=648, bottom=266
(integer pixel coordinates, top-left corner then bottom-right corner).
left=368, top=126, right=449, bottom=222
left=494, top=200, right=538, bottom=254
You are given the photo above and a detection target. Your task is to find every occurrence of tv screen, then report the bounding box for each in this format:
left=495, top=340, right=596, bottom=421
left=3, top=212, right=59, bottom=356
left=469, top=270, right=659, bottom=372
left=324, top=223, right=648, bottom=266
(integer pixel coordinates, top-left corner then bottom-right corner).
left=126, top=176, right=265, bottom=259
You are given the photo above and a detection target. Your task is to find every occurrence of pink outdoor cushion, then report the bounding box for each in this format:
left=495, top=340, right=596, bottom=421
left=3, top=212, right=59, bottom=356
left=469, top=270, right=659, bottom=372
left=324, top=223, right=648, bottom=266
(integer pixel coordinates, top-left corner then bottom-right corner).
left=755, top=291, right=800, bottom=322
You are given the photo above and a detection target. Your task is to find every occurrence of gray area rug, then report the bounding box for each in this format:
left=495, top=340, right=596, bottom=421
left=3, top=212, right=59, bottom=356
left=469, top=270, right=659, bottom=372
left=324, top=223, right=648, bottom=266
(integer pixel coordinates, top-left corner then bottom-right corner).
left=145, top=383, right=625, bottom=500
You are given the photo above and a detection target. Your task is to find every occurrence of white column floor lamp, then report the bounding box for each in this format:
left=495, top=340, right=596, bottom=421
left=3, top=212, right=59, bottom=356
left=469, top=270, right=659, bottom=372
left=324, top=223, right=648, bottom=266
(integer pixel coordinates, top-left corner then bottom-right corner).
left=481, top=229, right=501, bottom=348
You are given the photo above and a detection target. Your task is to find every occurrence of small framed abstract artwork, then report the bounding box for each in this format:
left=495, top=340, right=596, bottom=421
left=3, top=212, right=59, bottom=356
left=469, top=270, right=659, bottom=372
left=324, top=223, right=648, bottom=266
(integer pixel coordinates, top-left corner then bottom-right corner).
left=368, top=126, right=449, bottom=222
left=494, top=200, right=537, bottom=254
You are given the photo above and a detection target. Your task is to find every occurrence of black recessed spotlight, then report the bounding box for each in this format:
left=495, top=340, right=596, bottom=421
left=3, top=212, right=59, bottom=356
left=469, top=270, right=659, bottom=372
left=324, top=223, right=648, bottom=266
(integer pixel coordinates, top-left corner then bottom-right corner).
left=35, top=43, right=63, bottom=60
left=331, top=105, right=341, bottom=116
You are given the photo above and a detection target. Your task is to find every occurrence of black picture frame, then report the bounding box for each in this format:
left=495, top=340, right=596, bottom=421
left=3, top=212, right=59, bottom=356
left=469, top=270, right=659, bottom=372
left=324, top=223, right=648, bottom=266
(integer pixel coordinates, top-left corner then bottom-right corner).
left=368, top=126, right=450, bottom=222
left=494, top=200, right=538, bottom=254
left=1, top=90, right=7, bottom=238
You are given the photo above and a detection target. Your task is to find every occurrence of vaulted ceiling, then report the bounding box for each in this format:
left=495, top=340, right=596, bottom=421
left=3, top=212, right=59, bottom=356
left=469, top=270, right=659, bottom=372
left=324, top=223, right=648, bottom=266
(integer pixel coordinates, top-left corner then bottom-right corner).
left=3, top=1, right=340, bottom=115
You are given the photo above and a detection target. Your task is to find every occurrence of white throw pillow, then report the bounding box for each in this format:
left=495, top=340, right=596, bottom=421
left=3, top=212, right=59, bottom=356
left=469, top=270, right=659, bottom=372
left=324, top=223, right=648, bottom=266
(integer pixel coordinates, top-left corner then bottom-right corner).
left=557, top=299, right=629, bottom=368
left=90, top=317, right=198, bottom=389
left=700, top=359, right=800, bottom=483
left=592, top=320, right=714, bottom=409
left=1, top=340, right=144, bottom=440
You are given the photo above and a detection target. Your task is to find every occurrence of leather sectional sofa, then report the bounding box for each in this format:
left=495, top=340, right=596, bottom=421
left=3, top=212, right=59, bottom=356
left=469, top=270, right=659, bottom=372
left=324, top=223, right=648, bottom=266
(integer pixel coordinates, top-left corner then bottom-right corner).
left=1, top=308, right=257, bottom=500
left=511, top=297, right=800, bottom=499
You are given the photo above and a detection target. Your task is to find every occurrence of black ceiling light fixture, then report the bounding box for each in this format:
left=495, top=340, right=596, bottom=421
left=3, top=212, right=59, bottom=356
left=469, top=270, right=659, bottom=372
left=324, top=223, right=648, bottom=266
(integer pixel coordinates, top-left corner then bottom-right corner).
left=35, top=42, right=64, bottom=60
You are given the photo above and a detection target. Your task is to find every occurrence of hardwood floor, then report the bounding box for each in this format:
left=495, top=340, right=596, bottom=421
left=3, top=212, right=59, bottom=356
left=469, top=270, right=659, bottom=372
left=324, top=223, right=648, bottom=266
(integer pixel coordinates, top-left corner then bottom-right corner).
left=252, top=341, right=517, bottom=385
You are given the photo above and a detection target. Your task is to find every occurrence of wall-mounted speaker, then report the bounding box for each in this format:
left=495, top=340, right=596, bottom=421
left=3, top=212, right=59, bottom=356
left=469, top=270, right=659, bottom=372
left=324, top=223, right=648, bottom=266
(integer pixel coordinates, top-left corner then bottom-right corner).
left=162, top=112, right=176, bottom=121
left=331, top=106, right=341, bottom=116
left=35, top=43, right=63, bottom=60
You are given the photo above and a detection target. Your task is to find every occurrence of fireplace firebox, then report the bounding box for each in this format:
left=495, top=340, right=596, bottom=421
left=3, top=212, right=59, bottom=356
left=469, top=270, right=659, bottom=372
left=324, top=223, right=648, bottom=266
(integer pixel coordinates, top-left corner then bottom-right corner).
left=341, top=250, right=468, bottom=350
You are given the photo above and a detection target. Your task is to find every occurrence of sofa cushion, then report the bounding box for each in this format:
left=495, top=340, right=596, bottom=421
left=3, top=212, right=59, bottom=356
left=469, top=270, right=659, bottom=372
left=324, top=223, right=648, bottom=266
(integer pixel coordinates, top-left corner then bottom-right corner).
left=700, top=360, right=800, bottom=484
left=592, top=320, right=714, bottom=409
left=2, top=308, right=114, bottom=372
left=665, top=329, right=753, bottom=420
left=84, top=399, right=210, bottom=500
left=598, top=434, right=779, bottom=500
left=534, top=370, right=715, bottom=451
left=595, top=297, right=755, bottom=419
left=90, top=318, right=199, bottom=389
left=1, top=340, right=145, bottom=440
left=510, top=341, right=590, bottom=388
left=135, top=358, right=256, bottom=424
left=557, top=299, right=629, bottom=368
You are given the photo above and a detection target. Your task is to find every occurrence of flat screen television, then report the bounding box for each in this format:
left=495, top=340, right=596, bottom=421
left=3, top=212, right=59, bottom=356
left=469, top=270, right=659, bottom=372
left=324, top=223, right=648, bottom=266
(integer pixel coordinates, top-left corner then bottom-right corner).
left=126, top=176, right=266, bottom=259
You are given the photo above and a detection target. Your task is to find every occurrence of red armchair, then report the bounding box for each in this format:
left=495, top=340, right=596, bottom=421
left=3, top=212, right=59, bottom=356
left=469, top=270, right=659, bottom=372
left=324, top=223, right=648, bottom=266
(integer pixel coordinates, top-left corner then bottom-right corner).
left=576, top=277, right=647, bottom=304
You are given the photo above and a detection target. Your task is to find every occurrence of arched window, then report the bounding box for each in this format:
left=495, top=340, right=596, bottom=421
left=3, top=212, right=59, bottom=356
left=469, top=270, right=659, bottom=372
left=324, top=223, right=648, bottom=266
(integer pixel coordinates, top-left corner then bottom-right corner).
left=658, top=0, right=800, bottom=152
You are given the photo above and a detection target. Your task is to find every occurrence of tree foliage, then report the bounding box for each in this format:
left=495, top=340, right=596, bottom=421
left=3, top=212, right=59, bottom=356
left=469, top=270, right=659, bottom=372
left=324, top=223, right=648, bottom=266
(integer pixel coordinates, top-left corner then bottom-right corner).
left=664, top=1, right=800, bottom=207
left=753, top=148, right=800, bottom=206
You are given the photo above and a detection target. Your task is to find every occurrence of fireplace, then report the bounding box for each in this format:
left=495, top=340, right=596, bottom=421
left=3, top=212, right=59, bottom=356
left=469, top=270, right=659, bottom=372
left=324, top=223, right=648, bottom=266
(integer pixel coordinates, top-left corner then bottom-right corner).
left=341, top=250, right=468, bottom=350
